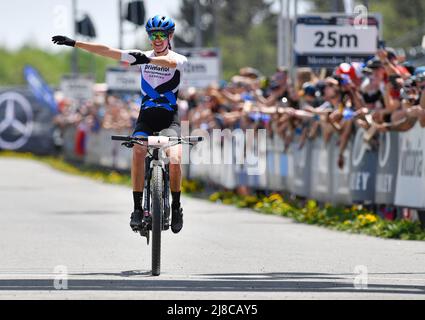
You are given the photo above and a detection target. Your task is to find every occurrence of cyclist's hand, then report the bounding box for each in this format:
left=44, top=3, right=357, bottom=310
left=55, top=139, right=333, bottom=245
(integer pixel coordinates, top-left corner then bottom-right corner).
left=129, top=52, right=151, bottom=65
left=52, top=35, right=76, bottom=47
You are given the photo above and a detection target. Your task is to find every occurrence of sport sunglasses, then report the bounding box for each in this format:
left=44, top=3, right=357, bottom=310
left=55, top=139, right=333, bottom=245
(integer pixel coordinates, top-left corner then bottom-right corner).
left=148, top=32, right=168, bottom=41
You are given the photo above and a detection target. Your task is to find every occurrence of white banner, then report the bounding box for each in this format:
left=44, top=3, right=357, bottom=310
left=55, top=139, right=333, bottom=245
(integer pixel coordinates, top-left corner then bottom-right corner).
left=106, top=69, right=141, bottom=92
left=295, top=24, right=379, bottom=54
left=394, top=123, right=425, bottom=208
left=176, top=48, right=221, bottom=89
left=60, top=75, right=94, bottom=101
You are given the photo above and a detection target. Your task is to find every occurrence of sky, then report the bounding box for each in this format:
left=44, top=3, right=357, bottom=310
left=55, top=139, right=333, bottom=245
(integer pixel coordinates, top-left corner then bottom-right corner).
left=0, top=0, right=181, bottom=51
left=0, top=0, right=309, bottom=51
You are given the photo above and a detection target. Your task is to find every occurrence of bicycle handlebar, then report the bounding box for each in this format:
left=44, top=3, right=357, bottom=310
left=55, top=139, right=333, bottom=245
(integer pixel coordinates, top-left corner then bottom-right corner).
left=111, top=135, right=204, bottom=143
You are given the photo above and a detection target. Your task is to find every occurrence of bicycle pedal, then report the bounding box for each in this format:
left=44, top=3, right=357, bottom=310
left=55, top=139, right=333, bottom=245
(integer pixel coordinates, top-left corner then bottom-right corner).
left=131, top=224, right=141, bottom=232
left=139, top=228, right=149, bottom=238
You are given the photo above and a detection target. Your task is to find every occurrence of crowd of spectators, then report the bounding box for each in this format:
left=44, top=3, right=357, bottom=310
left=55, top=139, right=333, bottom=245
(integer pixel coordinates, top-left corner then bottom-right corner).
left=53, top=46, right=425, bottom=168
left=183, top=47, right=425, bottom=169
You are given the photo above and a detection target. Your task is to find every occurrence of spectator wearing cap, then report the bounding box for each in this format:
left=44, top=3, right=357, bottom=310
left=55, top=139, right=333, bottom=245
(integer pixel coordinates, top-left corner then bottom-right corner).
left=377, top=47, right=411, bottom=79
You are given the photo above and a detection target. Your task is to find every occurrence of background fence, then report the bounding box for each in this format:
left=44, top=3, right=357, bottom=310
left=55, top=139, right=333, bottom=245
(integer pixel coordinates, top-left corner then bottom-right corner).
left=60, top=125, right=425, bottom=216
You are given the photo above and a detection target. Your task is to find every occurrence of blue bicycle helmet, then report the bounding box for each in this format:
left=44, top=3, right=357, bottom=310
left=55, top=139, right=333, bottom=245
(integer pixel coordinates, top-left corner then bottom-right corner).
left=145, top=15, right=175, bottom=33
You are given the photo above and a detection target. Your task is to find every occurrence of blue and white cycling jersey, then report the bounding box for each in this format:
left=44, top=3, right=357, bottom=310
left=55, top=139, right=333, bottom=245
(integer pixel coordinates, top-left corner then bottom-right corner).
left=121, top=50, right=188, bottom=112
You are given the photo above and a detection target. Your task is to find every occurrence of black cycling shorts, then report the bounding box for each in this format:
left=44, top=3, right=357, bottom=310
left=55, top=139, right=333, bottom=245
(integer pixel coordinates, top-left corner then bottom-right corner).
left=133, top=107, right=181, bottom=137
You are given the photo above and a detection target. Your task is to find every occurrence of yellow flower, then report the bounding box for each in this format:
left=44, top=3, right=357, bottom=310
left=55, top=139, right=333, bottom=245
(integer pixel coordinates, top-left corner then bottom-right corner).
left=254, top=202, right=263, bottom=209
left=269, top=194, right=283, bottom=202
left=365, top=214, right=378, bottom=223
left=209, top=192, right=221, bottom=202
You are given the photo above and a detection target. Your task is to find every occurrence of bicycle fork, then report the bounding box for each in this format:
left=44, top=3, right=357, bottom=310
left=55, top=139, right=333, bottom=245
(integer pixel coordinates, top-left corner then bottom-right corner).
left=142, top=155, right=171, bottom=234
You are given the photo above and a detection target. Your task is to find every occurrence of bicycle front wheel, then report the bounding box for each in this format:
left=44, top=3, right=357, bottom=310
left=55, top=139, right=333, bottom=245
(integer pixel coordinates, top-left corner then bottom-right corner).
left=151, top=165, right=163, bottom=276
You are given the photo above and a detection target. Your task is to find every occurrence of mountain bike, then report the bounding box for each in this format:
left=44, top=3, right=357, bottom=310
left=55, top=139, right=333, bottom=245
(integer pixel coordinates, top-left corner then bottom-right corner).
left=111, top=134, right=203, bottom=276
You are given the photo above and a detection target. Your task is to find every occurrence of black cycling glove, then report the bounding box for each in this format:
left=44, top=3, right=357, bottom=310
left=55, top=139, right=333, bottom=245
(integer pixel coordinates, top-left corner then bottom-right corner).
left=52, top=35, right=76, bottom=47
left=129, top=52, right=151, bottom=65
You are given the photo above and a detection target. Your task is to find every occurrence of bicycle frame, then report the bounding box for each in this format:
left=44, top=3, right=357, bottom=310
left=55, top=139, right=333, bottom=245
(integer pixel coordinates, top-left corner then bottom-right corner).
left=143, top=148, right=170, bottom=231
left=111, top=134, right=204, bottom=276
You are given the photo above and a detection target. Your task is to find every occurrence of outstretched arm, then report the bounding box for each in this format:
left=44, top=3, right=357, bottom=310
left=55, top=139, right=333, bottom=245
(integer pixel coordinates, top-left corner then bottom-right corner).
left=75, top=41, right=122, bottom=60
left=53, top=35, right=178, bottom=68
left=52, top=35, right=122, bottom=60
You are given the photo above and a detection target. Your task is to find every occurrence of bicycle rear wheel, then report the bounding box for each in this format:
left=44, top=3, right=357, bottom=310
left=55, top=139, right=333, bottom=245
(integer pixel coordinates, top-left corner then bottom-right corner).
left=151, top=165, right=163, bottom=276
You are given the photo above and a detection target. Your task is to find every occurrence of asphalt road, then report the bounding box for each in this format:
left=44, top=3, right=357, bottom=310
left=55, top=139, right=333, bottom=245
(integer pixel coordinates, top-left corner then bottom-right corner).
left=0, top=157, right=424, bottom=300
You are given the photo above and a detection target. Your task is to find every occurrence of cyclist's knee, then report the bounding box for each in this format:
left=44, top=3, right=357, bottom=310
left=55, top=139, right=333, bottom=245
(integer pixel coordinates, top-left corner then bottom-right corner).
left=169, top=154, right=181, bottom=166
left=167, top=145, right=182, bottom=165
left=133, top=145, right=147, bottom=158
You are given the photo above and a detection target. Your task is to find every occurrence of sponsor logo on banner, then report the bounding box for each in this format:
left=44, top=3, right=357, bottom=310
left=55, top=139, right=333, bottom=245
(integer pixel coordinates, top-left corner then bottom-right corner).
left=375, top=132, right=397, bottom=198
left=352, top=129, right=368, bottom=167
left=378, top=132, right=391, bottom=167
left=0, top=92, right=33, bottom=150
left=350, top=128, right=370, bottom=192
left=394, top=123, right=425, bottom=208
left=349, top=128, right=377, bottom=203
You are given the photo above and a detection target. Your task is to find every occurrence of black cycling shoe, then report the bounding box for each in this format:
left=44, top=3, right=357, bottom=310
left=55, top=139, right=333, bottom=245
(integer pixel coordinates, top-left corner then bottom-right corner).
left=171, top=206, right=183, bottom=234
left=130, top=210, right=143, bottom=231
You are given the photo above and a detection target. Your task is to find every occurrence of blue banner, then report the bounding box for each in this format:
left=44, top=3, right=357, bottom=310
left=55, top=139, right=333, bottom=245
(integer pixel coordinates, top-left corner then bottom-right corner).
left=23, top=65, right=58, bottom=114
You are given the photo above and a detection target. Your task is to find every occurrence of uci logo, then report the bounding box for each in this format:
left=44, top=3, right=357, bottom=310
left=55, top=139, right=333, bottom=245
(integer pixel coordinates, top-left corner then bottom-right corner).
left=0, top=92, right=33, bottom=150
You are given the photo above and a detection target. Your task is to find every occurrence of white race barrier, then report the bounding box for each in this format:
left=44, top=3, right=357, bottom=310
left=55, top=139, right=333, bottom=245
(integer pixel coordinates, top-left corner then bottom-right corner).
left=330, top=135, right=352, bottom=205
left=395, top=123, right=425, bottom=208
left=61, top=125, right=425, bottom=213
left=288, top=134, right=311, bottom=198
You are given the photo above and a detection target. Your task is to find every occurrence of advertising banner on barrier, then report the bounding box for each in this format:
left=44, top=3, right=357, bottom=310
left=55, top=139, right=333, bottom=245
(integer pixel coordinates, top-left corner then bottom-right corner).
left=175, top=48, right=221, bottom=89
left=85, top=129, right=132, bottom=170
left=62, top=126, right=79, bottom=161
left=220, top=132, right=237, bottom=189
left=0, top=88, right=55, bottom=154
left=245, top=135, right=268, bottom=189
left=375, top=132, right=399, bottom=204
left=266, top=135, right=282, bottom=191
left=288, top=136, right=311, bottom=198
left=349, top=128, right=377, bottom=203
left=330, top=135, right=352, bottom=205
left=106, top=67, right=141, bottom=94
left=395, top=123, right=425, bottom=208
left=273, top=135, right=289, bottom=191
left=309, top=137, right=333, bottom=202
left=60, top=75, right=94, bottom=102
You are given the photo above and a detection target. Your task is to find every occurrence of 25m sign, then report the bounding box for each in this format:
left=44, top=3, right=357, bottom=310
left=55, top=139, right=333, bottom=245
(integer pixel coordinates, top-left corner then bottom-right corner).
left=314, top=30, right=358, bottom=49
left=295, top=25, right=378, bottom=54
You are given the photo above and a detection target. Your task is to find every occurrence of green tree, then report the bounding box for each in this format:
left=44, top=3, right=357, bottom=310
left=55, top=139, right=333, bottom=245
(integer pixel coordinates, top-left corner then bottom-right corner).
left=174, top=0, right=277, bottom=79
left=306, top=0, right=425, bottom=48
left=0, top=46, right=116, bottom=86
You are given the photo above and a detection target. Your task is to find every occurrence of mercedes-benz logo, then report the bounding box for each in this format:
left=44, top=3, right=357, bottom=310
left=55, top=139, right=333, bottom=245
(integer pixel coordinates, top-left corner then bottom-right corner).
left=0, top=92, right=33, bottom=150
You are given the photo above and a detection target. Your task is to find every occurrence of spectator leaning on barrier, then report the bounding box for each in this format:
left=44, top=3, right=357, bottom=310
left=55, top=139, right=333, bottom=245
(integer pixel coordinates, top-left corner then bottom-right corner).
left=182, top=44, right=425, bottom=174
